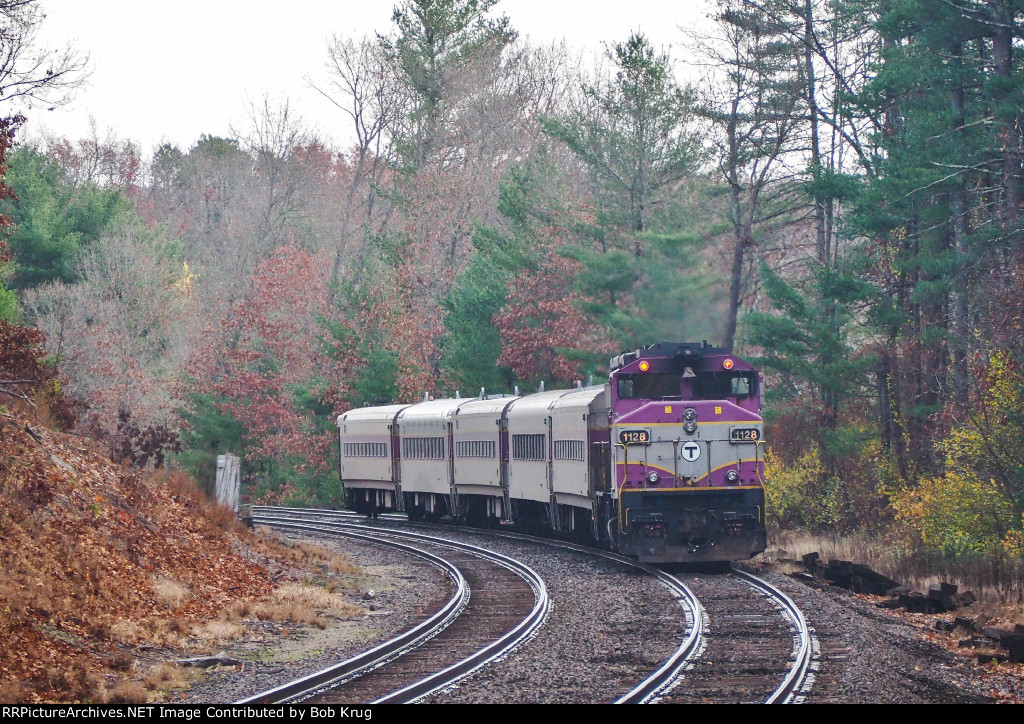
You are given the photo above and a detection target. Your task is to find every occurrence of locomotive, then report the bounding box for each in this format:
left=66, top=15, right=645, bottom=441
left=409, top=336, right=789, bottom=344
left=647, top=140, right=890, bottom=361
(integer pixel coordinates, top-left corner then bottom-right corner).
left=337, top=342, right=767, bottom=563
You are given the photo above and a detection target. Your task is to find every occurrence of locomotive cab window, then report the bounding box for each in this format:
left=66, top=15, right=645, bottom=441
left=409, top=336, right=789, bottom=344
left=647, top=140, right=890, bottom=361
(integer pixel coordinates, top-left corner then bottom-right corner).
left=616, top=373, right=681, bottom=400
left=692, top=372, right=757, bottom=400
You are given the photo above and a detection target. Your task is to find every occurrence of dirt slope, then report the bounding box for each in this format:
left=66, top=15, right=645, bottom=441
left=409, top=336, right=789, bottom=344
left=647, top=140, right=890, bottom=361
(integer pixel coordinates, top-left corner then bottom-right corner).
left=0, top=412, right=307, bottom=703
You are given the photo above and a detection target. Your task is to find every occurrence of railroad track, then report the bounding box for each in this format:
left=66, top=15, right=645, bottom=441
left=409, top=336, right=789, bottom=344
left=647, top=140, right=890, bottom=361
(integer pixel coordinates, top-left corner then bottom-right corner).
left=732, top=568, right=815, bottom=704
left=240, top=514, right=548, bottom=704
left=651, top=570, right=815, bottom=704
left=248, top=506, right=814, bottom=704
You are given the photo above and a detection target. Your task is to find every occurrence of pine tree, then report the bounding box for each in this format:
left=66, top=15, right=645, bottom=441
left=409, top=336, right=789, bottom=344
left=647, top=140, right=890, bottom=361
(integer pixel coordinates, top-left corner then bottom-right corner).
left=382, top=0, right=516, bottom=168
left=694, top=0, right=805, bottom=351
left=542, top=33, right=700, bottom=238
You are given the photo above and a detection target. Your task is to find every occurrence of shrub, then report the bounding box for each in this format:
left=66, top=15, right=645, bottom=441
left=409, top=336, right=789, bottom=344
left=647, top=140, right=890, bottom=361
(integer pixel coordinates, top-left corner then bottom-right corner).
left=891, top=470, right=1017, bottom=555
left=0, top=319, right=82, bottom=428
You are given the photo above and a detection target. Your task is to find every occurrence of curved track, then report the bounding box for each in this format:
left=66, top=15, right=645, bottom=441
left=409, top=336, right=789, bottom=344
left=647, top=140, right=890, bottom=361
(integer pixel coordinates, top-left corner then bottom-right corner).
left=242, top=512, right=548, bottom=704
left=248, top=506, right=814, bottom=704
left=732, top=568, right=815, bottom=704
left=653, top=568, right=816, bottom=704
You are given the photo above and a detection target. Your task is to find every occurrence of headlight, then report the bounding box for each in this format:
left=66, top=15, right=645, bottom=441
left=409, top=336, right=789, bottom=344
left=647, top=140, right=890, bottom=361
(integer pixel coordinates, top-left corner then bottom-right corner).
left=646, top=471, right=660, bottom=484
left=726, top=470, right=740, bottom=483
left=683, top=421, right=697, bottom=434
left=684, top=407, right=697, bottom=421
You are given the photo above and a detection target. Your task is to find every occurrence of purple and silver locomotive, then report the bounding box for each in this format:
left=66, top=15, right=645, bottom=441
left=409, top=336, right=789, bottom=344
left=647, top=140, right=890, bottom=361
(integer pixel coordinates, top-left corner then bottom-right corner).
left=338, top=342, right=767, bottom=563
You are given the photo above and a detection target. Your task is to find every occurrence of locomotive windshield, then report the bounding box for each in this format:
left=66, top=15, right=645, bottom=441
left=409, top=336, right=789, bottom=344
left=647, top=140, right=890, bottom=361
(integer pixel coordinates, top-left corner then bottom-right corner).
left=691, top=371, right=757, bottom=399
left=616, top=373, right=681, bottom=399
left=617, top=371, right=757, bottom=400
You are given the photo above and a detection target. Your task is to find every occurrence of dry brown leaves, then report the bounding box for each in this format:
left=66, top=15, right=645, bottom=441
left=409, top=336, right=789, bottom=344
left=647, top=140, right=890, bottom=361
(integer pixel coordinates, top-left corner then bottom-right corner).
left=858, top=592, right=1024, bottom=703
left=0, top=413, right=301, bottom=703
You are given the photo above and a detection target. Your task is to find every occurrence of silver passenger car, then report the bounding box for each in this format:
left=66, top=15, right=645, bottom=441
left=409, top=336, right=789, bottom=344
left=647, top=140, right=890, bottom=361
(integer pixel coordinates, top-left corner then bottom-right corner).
left=337, top=404, right=410, bottom=512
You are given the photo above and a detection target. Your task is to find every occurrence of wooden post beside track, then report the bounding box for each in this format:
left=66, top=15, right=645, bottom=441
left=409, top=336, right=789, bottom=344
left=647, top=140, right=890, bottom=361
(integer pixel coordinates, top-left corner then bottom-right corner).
left=215, top=453, right=241, bottom=512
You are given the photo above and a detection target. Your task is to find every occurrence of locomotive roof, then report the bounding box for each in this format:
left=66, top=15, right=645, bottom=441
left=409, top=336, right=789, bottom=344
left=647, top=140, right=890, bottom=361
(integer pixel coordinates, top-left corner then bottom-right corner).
left=610, top=341, right=730, bottom=372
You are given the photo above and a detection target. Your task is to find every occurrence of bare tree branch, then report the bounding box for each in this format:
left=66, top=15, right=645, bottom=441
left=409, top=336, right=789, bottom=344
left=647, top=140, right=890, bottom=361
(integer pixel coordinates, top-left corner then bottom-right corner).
left=0, top=1, right=89, bottom=110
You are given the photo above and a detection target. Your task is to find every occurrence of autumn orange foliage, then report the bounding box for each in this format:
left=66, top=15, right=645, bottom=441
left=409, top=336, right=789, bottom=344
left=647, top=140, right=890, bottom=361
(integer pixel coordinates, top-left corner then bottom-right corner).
left=0, top=415, right=275, bottom=703
left=186, top=245, right=336, bottom=471
left=0, top=320, right=82, bottom=429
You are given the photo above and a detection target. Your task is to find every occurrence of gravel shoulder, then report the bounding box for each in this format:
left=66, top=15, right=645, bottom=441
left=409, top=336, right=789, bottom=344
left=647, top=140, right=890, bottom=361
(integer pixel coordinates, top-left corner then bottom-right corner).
left=417, top=530, right=688, bottom=704
left=742, top=565, right=1024, bottom=704
left=180, top=529, right=453, bottom=704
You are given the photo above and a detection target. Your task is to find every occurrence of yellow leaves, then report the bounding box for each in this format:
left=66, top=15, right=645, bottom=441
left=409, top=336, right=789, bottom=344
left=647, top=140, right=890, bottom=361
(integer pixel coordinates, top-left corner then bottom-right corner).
left=1002, top=516, right=1024, bottom=556
left=765, top=447, right=829, bottom=528
left=887, top=349, right=1024, bottom=555
left=766, top=437, right=900, bottom=531
left=173, top=261, right=196, bottom=296
left=976, top=349, right=1024, bottom=432
left=1002, top=528, right=1024, bottom=557
left=891, top=471, right=1015, bottom=555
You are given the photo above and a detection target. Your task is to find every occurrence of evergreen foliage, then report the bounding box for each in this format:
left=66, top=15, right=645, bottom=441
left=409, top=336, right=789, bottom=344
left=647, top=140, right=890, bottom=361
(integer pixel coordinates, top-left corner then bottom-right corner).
left=439, top=249, right=515, bottom=394
left=382, top=0, right=516, bottom=166
left=541, top=32, right=700, bottom=234
left=2, top=146, right=130, bottom=289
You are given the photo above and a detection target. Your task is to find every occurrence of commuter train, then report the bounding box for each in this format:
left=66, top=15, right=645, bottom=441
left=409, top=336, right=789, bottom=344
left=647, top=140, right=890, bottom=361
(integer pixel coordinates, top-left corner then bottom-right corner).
left=337, top=342, right=767, bottom=563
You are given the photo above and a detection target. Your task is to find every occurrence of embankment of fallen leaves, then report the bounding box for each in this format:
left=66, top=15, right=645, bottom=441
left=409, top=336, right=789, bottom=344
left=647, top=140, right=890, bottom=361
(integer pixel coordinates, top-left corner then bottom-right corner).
left=0, top=412, right=292, bottom=703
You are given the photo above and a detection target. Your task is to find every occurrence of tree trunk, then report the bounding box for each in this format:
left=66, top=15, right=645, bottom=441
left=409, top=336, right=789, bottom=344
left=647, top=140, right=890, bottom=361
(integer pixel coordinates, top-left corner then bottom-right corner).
left=725, top=220, right=745, bottom=353
left=950, top=39, right=970, bottom=407
left=724, top=87, right=743, bottom=352
left=992, top=3, right=1020, bottom=224
left=804, top=0, right=828, bottom=265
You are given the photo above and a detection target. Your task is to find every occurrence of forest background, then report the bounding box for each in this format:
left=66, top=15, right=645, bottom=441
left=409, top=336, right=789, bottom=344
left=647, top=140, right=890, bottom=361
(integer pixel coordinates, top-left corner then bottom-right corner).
left=2, top=0, right=1024, bottom=579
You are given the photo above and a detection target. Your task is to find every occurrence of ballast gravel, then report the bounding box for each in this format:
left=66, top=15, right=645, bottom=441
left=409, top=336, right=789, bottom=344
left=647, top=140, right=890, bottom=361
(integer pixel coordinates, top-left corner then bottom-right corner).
left=180, top=524, right=1024, bottom=704
left=738, top=566, right=1024, bottom=704
left=414, top=529, right=688, bottom=704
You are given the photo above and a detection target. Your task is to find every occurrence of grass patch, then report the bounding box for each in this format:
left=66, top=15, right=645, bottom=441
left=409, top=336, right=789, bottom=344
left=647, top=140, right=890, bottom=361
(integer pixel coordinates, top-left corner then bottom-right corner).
left=233, top=582, right=364, bottom=629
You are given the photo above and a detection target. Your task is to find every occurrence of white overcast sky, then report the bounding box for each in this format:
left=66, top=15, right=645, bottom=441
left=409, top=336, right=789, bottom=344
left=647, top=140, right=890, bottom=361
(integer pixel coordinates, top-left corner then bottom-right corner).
left=23, top=0, right=711, bottom=156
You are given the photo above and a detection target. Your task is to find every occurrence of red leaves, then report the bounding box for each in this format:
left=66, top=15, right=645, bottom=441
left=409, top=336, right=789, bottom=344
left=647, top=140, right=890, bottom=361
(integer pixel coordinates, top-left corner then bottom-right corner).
left=109, top=410, right=181, bottom=469
left=494, top=251, right=611, bottom=384
left=190, top=245, right=334, bottom=467
left=237, top=245, right=329, bottom=370
left=0, top=115, right=21, bottom=255
left=0, top=114, right=22, bottom=208
left=47, top=133, right=142, bottom=190
left=0, top=319, right=47, bottom=380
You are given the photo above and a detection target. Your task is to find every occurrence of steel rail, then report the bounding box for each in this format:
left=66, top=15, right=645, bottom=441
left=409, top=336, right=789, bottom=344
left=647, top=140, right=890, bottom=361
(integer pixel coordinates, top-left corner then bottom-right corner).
left=249, top=511, right=550, bottom=704
left=611, top=569, right=703, bottom=705
left=253, top=507, right=815, bottom=703
left=252, top=506, right=704, bottom=704
left=236, top=520, right=468, bottom=704
left=730, top=566, right=814, bottom=704
left=254, top=506, right=408, bottom=523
